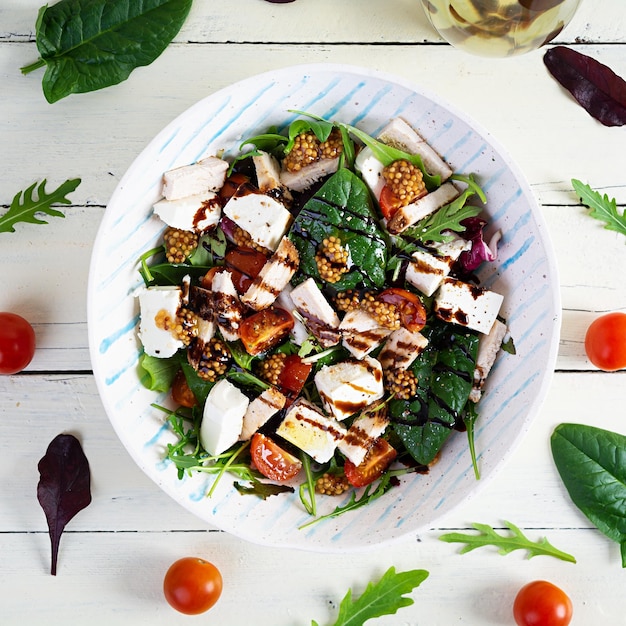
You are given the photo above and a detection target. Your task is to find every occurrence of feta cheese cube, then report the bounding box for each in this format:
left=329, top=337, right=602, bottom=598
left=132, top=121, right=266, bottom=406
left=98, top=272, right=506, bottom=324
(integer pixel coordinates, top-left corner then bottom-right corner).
left=337, top=408, right=390, bottom=466
left=162, top=156, right=228, bottom=201
left=199, top=379, right=249, bottom=455
left=153, top=192, right=221, bottom=233
left=339, top=308, right=392, bottom=360
left=314, top=356, right=384, bottom=421
left=405, top=235, right=470, bottom=297
left=223, top=193, right=293, bottom=252
left=290, top=278, right=341, bottom=348
left=276, top=400, right=346, bottom=463
left=137, top=286, right=184, bottom=357
left=434, top=278, right=504, bottom=334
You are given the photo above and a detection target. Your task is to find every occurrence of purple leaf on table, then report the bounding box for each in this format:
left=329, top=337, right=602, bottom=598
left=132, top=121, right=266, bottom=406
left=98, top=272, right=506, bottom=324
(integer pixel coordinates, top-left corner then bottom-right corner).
left=543, top=46, right=626, bottom=126
left=37, top=434, right=92, bottom=575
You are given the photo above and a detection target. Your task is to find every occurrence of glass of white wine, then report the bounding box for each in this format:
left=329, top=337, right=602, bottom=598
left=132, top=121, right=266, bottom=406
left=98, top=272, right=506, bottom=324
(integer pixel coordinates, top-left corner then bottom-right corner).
left=420, top=0, right=582, bottom=57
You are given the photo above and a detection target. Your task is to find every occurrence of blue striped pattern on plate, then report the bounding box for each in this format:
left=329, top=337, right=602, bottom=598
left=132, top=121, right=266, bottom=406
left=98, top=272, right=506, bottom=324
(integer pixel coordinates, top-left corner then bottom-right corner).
left=87, top=64, right=560, bottom=552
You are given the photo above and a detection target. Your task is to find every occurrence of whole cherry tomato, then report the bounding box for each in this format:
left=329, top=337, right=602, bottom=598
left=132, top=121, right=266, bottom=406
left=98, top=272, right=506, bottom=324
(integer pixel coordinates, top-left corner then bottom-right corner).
left=0, top=312, right=36, bottom=375
left=163, top=557, right=223, bottom=615
left=513, top=580, right=573, bottom=626
left=584, top=311, right=626, bottom=371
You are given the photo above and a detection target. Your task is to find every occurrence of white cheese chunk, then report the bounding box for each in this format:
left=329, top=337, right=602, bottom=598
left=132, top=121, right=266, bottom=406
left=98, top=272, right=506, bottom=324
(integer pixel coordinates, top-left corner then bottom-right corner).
left=339, top=309, right=392, bottom=360
left=276, top=284, right=310, bottom=346
left=314, top=356, right=384, bottom=421
left=276, top=400, right=346, bottom=463
left=153, top=192, right=221, bottom=233
left=355, top=147, right=385, bottom=200
left=162, top=157, right=228, bottom=201
left=337, top=408, right=390, bottom=466
left=199, top=379, right=249, bottom=455
left=405, top=235, right=470, bottom=297
left=137, top=286, right=184, bottom=358
left=470, top=319, right=508, bottom=402
left=223, top=193, right=293, bottom=252
left=434, top=278, right=504, bottom=334
left=280, top=157, right=340, bottom=192
left=290, top=278, right=341, bottom=348
left=240, top=387, right=287, bottom=441
left=378, top=327, right=429, bottom=371
left=241, top=237, right=299, bottom=311
left=253, top=151, right=293, bottom=205
left=212, top=270, right=243, bottom=342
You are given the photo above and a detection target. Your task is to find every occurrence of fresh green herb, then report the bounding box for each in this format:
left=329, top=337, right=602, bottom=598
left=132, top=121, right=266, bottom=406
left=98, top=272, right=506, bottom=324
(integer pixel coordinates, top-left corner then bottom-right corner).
left=551, top=423, right=626, bottom=567
left=311, top=566, right=429, bottom=626
left=402, top=176, right=484, bottom=244
left=343, top=123, right=441, bottom=190
left=464, top=402, right=480, bottom=480
left=501, top=335, right=517, bottom=355
left=139, top=353, right=181, bottom=392
left=21, top=0, right=193, bottom=103
left=572, top=179, right=626, bottom=239
left=439, top=521, right=577, bottom=563
left=298, top=452, right=318, bottom=516
left=138, top=246, right=165, bottom=284
left=290, top=168, right=388, bottom=290
left=0, top=178, right=80, bottom=233
left=234, top=481, right=294, bottom=499
left=187, top=228, right=227, bottom=266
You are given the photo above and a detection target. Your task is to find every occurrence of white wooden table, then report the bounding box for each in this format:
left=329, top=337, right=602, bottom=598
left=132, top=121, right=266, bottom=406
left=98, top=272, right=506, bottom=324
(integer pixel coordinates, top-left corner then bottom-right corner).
left=2, top=1, right=626, bottom=623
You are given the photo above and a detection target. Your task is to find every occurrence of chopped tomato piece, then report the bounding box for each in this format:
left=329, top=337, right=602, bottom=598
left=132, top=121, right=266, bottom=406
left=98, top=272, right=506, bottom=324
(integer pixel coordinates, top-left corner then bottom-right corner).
left=225, top=247, right=268, bottom=278
left=200, top=266, right=220, bottom=289
left=218, top=172, right=253, bottom=203
left=239, top=307, right=294, bottom=355
left=344, top=438, right=397, bottom=488
left=171, top=370, right=197, bottom=408
left=278, top=354, right=313, bottom=396
left=250, top=433, right=302, bottom=481
left=378, top=287, right=427, bottom=332
left=378, top=185, right=401, bottom=220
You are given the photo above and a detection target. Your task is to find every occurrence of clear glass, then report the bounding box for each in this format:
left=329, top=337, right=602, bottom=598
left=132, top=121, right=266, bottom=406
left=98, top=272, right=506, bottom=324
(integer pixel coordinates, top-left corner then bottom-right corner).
left=420, top=0, right=582, bottom=57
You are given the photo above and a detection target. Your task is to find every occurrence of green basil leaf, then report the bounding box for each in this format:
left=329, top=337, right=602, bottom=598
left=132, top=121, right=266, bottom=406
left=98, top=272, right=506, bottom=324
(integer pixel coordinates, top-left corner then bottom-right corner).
left=289, top=168, right=388, bottom=290
left=551, top=423, right=626, bottom=567
left=23, top=0, right=193, bottom=103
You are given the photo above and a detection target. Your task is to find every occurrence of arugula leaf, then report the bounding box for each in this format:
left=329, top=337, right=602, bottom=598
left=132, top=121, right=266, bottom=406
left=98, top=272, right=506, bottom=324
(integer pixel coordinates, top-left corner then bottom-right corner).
left=551, top=423, right=626, bottom=567
left=464, top=402, right=480, bottom=480
left=234, top=481, right=294, bottom=499
left=572, top=179, right=626, bottom=239
left=312, top=566, right=429, bottom=626
left=439, top=521, right=576, bottom=563
left=22, top=0, right=193, bottom=103
left=0, top=178, right=80, bottom=233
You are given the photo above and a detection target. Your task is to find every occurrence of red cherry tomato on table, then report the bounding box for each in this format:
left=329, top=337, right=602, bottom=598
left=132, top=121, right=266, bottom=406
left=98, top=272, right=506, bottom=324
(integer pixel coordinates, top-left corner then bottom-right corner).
left=250, top=432, right=302, bottom=481
left=0, top=312, right=36, bottom=375
left=584, top=311, right=626, bottom=371
left=163, top=557, right=222, bottom=615
left=513, top=580, right=573, bottom=626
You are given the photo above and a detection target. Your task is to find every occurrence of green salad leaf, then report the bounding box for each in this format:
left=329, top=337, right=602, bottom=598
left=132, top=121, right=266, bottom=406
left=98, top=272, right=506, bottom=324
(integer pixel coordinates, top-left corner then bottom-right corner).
left=572, top=179, right=626, bottom=239
left=0, top=178, right=80, bottom=233
left=439, top=520, right=577, bottom=563
left=312, top=566, right=429, bottom=626
left=390, top=321, right=479, bottom=466
left=289, top=168, right=388, bottom=290
left=21, top=0, right=193, bottom=103
left=551, top=423, right=626, bottom=567
left=138, top=352, right=181, bottom=392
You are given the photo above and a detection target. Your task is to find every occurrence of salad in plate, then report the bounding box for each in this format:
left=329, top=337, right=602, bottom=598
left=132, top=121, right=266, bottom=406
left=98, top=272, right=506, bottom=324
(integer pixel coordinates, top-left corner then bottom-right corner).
left=136, top=112, right=507, bottom=524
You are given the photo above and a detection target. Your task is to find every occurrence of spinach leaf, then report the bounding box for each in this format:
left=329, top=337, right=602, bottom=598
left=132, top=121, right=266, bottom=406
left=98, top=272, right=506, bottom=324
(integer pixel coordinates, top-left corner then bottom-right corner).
left=139, top=352, right=181, bottom=391
left=289, top=168, right=388, bottom=290
left=551, top=423, right=626, bottom=567
left=391, top=322, right=479, bottom=465
left=144, top=263, right=214, bottom=286
left=22, top=0, right=193, bottom=103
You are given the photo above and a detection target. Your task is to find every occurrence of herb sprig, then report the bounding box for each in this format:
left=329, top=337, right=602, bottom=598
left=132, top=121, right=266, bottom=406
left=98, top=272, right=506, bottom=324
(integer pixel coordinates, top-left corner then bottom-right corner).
left=572, top=179, right=626, bottom=239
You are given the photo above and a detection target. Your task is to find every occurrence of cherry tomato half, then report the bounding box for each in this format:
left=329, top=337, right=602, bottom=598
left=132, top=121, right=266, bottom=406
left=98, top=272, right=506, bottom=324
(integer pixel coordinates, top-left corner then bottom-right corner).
left=250, top=433, right=303, bottom=481
left=239, top=307, right=294, bottom=355
left=278, top=354, right=313, bottom=396
left=513, top=580, right=573, bottom=626
left=225, top=246, right=268, bottom=279
left=584, top=311, right=626, bottom=371
left=378, top=185, right=402, bottom=220
left=171, top=370, right=197, bottom=408
left=378, top=288, right=427, bottom=332
left=218, top=172, right=252, bottom=203
left=344, top=438, right=397, bottom=488
left=0, top=312, right=36, bottom=375
left=163, top=557, right=223, bottom=615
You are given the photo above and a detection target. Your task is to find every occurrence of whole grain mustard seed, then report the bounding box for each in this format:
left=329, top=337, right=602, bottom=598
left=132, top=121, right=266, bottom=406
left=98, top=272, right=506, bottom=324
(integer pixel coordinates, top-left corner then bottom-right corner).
left=382, top=159, right=426, bottom=209
left=163, top=227, right=198, bottom=264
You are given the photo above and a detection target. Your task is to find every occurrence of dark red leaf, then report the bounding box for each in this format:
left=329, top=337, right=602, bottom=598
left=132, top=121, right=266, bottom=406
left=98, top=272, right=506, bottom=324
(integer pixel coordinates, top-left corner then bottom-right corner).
left=543, top=46, right=626, bottom=126
left=264, top=0, right=296, bottom=3
left=37, top=434, right=91, bottom=575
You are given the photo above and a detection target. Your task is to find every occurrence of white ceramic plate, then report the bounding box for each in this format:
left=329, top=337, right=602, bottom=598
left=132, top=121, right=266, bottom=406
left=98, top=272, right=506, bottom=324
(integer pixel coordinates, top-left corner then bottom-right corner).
left=88, top=64, right=560, bottom=552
